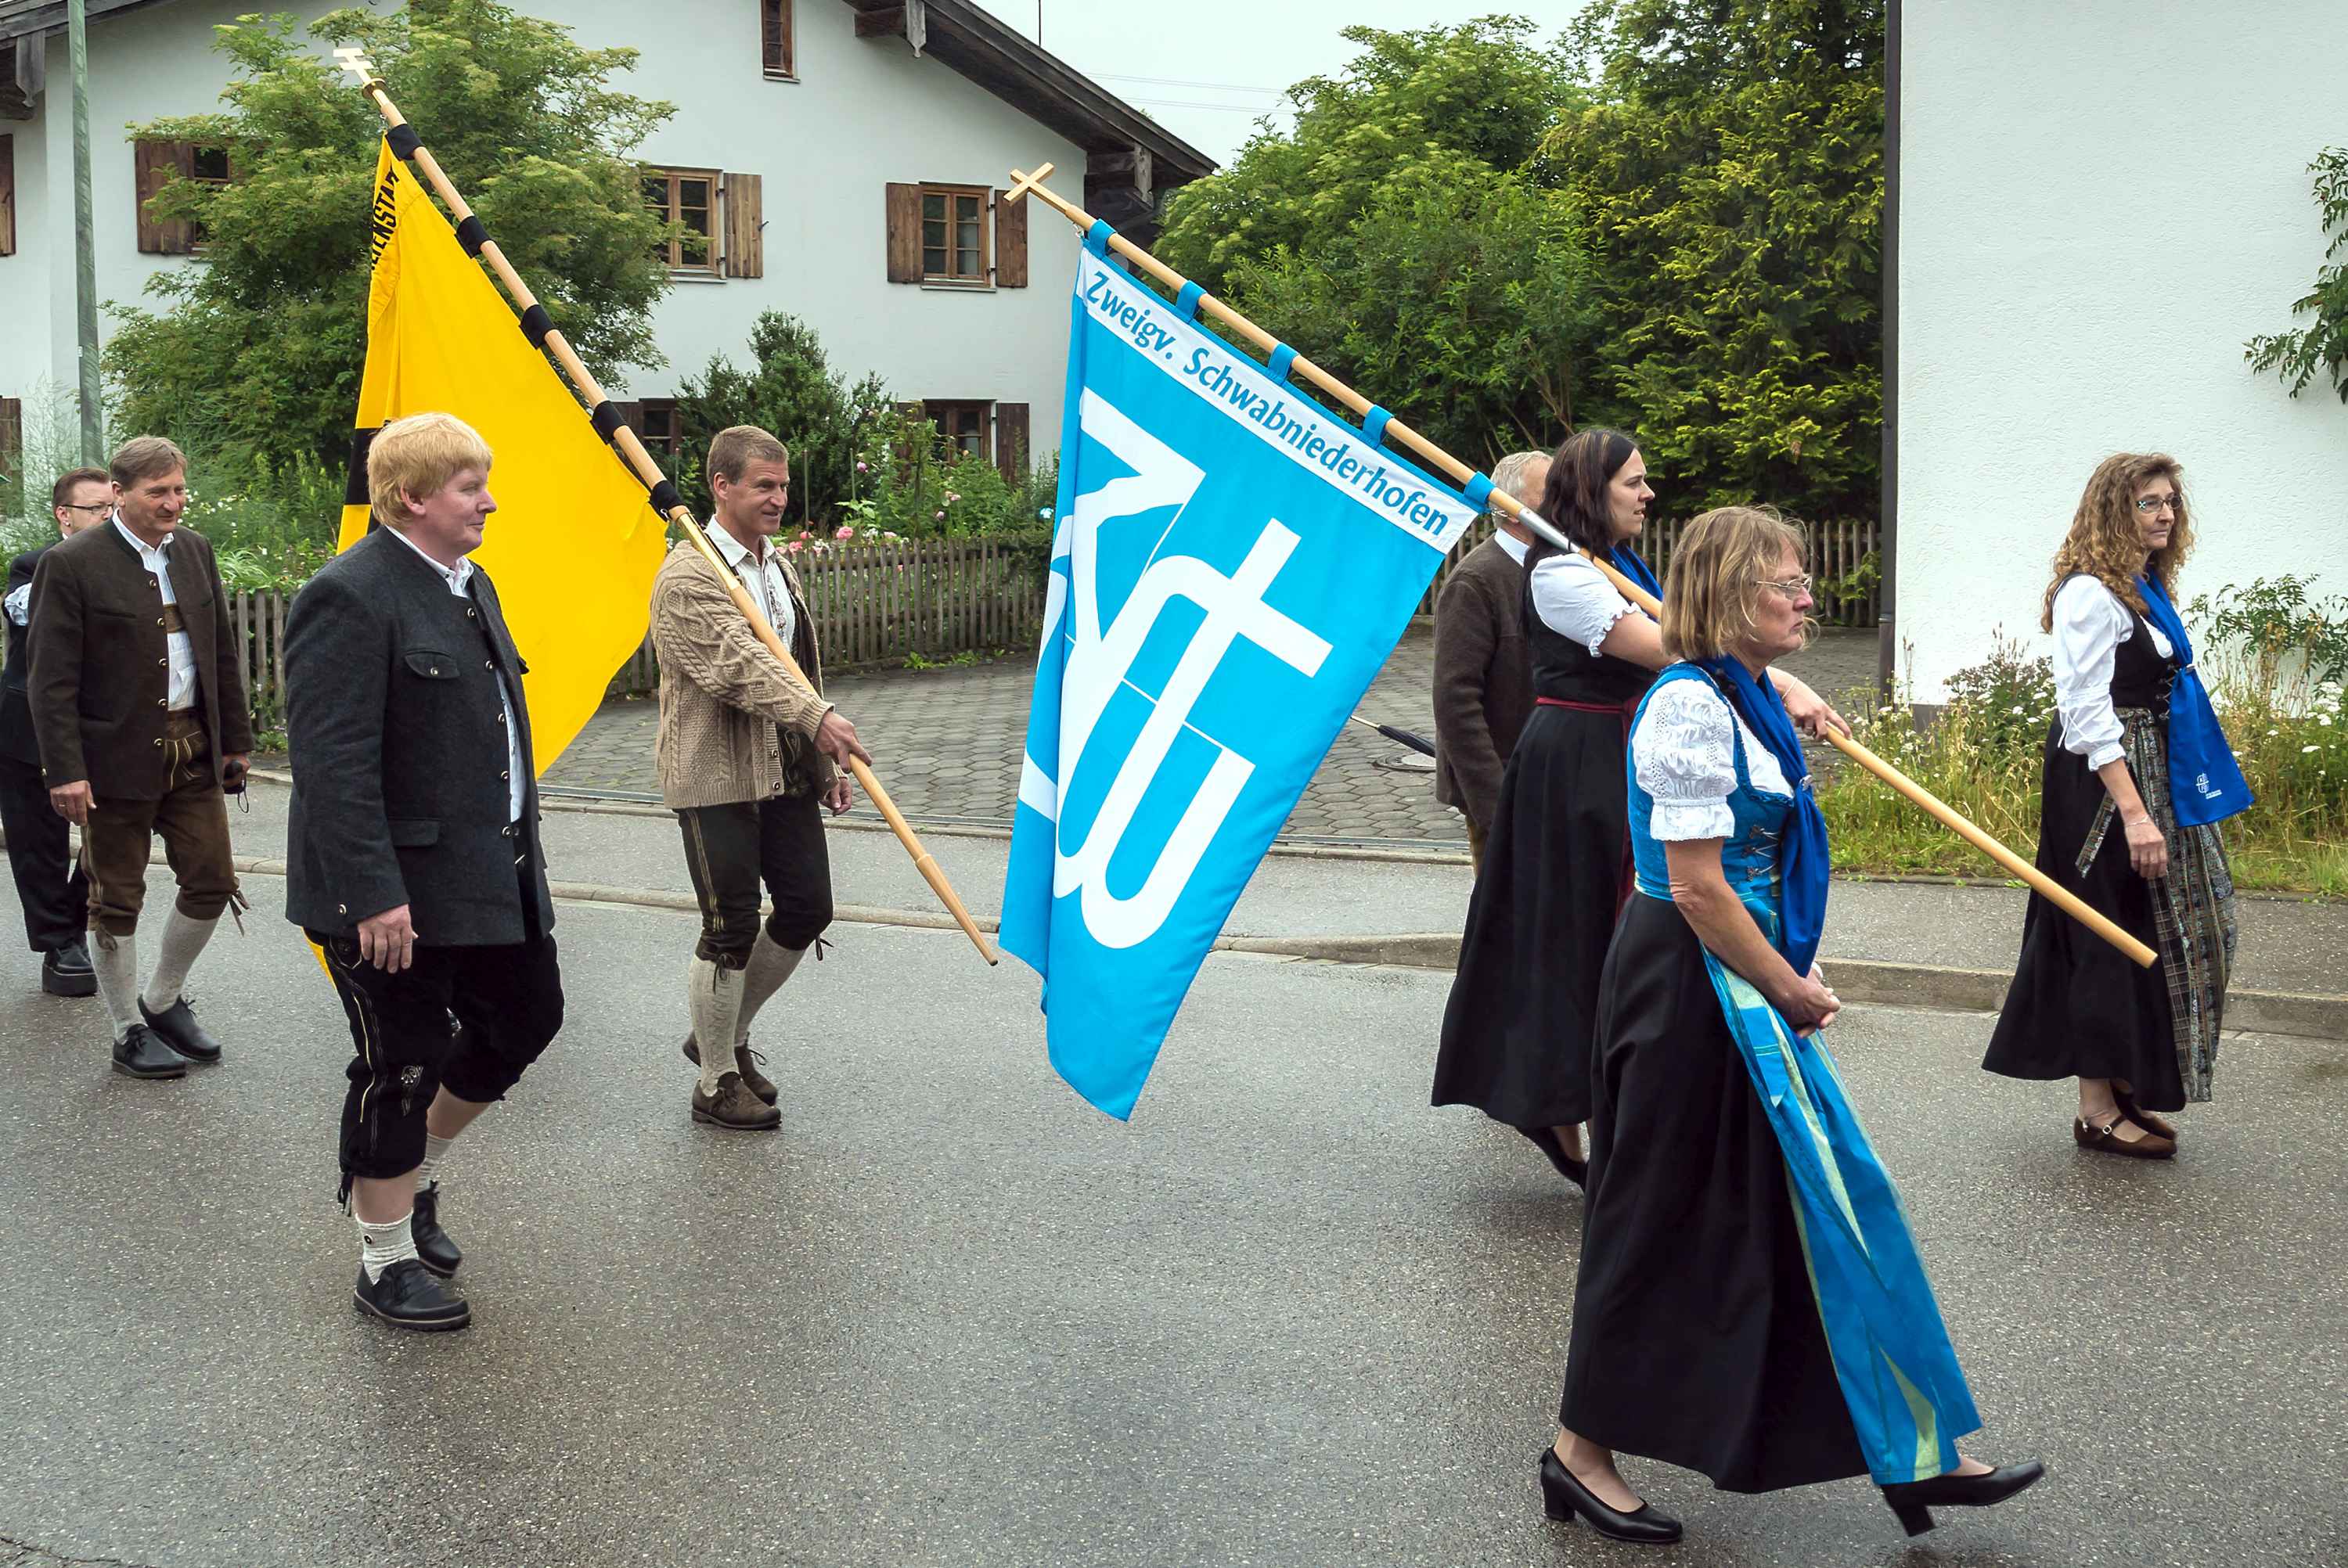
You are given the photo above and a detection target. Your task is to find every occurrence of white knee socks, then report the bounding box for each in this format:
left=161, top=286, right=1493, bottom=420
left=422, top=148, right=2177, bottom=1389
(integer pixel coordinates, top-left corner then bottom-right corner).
left=92, top=934, right=140, bottom=1044
left=141, top=906, right=220, bottom=1013
left=734, top=930, right=808, bottom=1043
left=687, top=955, right=746, bottom=1096
left=356, top=1210, right=419, bottom=1281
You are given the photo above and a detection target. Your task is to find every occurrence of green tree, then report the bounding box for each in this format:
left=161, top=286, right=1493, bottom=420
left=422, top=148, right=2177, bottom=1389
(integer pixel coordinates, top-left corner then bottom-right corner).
left=1547, top=0, right=1885, bottom=520
left=105, top=0, right=675, bottom=480
left=1157, top=19, right=1599, bottom=466
left=2245, top=147, right=2348, bottom=405
left=671, top=311, right=888, bottom=527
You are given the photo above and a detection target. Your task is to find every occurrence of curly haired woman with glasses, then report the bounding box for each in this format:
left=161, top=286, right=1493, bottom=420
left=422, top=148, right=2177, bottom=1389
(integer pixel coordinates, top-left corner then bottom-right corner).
left=1983, top=454, right=2250, bottom=1156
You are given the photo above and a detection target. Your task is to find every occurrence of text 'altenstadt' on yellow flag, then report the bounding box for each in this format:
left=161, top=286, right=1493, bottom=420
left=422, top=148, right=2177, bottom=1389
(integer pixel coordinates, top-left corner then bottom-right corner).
left=338, top=140, right=667, bottom=771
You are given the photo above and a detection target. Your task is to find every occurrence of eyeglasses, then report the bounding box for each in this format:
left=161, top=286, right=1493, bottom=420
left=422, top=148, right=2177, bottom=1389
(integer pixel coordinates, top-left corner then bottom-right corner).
left=2134, top=494, right=2179, bottom=516
left=57, top=502, right=112, bottom=516
left=1754, top=574, right=1813, bottom=599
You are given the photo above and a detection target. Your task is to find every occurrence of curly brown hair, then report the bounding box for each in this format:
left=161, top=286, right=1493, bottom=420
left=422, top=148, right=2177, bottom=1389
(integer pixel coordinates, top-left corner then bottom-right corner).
left=2040, top=453, right=2193, bottom=631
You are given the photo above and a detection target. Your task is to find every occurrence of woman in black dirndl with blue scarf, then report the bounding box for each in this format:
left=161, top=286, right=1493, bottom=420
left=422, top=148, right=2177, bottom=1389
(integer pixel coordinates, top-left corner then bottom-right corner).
left=1434, top=430, right=1844, bottom=1185
left=1541, top=506, right=2042, bottom=1547
left=1985, top=453, right=2249, bottom=1156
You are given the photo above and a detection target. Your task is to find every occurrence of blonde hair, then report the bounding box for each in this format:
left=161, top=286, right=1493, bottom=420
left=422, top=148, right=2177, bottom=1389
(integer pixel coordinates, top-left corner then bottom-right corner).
left=708, top=425, right=791, bottom=486
left=1660, top=505, right=1810, bottom=662
left=369, top=412, right=492, bottom=530
left=109, top=435, right=187, bottom=488
left=1487, top=450, right=1547, bottom=520
left=2040, top=453, right=2192, bottom=631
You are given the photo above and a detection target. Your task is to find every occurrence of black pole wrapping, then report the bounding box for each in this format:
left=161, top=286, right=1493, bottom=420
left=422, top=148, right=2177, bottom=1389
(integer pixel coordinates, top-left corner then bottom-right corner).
left=517, top=304, right=554, bottom=347
left=648, top=479, right=685, bottom=518
left=589, top=400, right=625, bottom=441
left=384, top=124, right=422, bottom=161
left=454, top=214, right=488, bottom=256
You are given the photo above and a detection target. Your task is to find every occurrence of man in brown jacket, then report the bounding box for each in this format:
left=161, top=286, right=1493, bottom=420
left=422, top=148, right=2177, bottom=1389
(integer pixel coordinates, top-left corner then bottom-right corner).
left=652, top=425, right=869, bottom=1131
left=29, top=435, right=250, bottom=1078
left=1432, top=449, right=1547, bottom=872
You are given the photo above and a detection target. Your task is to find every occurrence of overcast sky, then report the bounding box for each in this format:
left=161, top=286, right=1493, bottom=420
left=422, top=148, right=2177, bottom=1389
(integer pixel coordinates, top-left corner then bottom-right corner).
left=966, top=2, right=1594, bottom=168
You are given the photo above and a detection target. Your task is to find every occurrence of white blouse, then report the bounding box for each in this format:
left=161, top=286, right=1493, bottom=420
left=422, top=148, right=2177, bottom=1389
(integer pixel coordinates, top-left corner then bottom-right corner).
left=1631, top=678, right=1794, bottom=842
left=2051, top=576, right=2173, bottom=771
left=1529, top=548, right=1641, bottom=656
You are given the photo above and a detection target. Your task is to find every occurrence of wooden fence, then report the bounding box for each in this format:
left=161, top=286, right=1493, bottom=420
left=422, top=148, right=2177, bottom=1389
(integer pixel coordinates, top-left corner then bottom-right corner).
left=228, top=536, right=1047, bottom=723
left=1417, top=516, right=1882, bottom=628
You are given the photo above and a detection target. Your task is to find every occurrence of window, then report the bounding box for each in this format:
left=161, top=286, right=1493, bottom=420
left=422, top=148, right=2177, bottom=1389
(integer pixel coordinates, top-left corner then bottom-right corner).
left=134, top=138, right=235, bottom=257
left=188, top=144, right=232, bottom=251
left=925, top=401, right=991, bottom=460
left=1, top=135, right=15, bottom=260
left=920, top=184, right=989, bottom=283
left=634, top=398, right=681, bottom=457
left=761, top=0, right=794, bottom=80
left=643, top=167, right=720, bottom=275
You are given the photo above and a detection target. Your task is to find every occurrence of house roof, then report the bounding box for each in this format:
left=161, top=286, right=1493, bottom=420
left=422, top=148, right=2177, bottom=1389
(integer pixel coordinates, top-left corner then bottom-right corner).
left=2, top=0, right=1218, bottom=189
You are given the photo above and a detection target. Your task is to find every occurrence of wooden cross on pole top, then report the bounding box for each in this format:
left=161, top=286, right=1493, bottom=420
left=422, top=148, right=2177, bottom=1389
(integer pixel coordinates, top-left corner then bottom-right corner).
left=333, top=46, right=380, bottom=88
left=1003, top=163, right=1056, bottom=207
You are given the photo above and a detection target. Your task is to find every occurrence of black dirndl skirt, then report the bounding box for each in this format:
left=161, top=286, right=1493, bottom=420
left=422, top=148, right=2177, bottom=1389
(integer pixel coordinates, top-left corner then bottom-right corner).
left=1558, top=894, right=1867, bottom=1492
left=1434, top=702, right=1631, bottom=1129
left=1983, top=710, right=2235, bottom=1109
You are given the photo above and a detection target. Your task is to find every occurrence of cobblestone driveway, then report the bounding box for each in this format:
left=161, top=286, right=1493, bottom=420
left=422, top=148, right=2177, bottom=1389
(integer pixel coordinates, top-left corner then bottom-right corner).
left=545, top=626, right=1883, bottom=848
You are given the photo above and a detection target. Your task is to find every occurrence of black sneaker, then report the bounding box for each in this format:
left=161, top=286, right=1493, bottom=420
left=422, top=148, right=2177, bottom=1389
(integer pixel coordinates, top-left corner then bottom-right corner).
left=111, top=1023, right=188, bottom=1080
left=353, top=1258, right=471, bottom=1332
left=412, top=1183, right=462, bottom=1278
left=139, top=995, right=221, bottom=1063
left=41, top=940, right=96, bottom=998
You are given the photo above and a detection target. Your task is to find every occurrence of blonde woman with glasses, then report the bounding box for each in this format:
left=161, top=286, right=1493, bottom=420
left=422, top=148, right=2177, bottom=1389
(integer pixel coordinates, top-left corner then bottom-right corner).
left=1541, top=507, right=2040, bottom=1546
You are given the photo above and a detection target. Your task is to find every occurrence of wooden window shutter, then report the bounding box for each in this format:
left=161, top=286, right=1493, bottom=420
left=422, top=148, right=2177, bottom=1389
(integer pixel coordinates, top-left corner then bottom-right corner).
left=884, top=182, right=921, bottom=283
left=134, top=138, right=194, bottom=255
left=722, top=171, right=763, bottom=278
left=0, top=397, right=21, bottom=479
left=0, top=135, right=15, bottom=258
left=995, top=402, right=1030, bottom=483
left=992, top=189, right=1027, bottom=288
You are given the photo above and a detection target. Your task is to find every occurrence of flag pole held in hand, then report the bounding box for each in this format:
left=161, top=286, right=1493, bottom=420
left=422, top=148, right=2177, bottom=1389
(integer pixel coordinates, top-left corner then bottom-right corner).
left=337, top=52, right=996, bottom=965
left=1001, top=161, right=2152, bottom=972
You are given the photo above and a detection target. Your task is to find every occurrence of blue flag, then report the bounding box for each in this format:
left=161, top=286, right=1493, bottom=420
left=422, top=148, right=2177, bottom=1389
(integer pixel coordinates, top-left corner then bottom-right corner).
left=1002, top=239, right=1479, bottom=1118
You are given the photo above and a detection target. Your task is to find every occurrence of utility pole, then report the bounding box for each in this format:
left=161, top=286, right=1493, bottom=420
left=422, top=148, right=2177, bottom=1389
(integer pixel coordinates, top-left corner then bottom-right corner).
left=68, top=0, right=103, bottom=463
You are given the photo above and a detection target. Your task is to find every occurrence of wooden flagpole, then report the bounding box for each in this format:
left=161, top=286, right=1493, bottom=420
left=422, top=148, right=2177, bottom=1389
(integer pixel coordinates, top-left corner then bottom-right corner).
left=339, top=54, right=996, bottom=965
left=1003, top=164, right=2155, bottom=970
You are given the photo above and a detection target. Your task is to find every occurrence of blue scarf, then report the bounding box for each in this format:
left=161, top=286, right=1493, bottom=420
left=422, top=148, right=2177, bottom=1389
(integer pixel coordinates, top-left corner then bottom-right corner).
left=2137, top=574, right=2253, bottom=827
left=1608, top=543, right=1662, bottom=601
left=1694, top=656, right=1831, bottom=976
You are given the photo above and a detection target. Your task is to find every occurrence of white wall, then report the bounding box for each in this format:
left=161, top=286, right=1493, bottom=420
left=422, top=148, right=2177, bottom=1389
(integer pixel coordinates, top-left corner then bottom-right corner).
left=1896, top=0, right=2348, bottom=698
left=2, top=0, right=1093, bottom=462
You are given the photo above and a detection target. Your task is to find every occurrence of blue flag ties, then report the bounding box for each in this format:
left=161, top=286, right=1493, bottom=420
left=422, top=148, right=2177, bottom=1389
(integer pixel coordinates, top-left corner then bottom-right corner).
left=1002, top=243, right=1479, bottom=1117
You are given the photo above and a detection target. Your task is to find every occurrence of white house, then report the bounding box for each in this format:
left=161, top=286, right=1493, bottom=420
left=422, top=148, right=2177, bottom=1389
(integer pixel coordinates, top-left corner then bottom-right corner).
left=1890, top=0, right=2348, bottom=699
left=0, top=0, right=1214, bottom=480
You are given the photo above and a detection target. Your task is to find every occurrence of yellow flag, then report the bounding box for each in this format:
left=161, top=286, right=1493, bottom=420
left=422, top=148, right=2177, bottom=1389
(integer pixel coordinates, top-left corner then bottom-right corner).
left=339, top=140, right=668, bottom=771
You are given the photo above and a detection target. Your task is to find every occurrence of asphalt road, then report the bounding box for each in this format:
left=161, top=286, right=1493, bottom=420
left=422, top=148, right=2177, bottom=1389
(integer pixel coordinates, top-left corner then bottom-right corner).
left=2, top=876, right=2342, bottom=1568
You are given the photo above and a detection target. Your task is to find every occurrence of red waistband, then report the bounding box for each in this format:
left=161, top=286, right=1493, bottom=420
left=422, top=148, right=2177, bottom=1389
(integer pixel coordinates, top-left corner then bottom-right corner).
left=1535, top=696, right=1634, bottom=716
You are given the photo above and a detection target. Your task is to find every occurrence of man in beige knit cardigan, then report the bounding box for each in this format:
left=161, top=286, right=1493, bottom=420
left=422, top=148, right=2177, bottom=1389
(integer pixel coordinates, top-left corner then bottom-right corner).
left=652, top=425, right=869, bottom=1131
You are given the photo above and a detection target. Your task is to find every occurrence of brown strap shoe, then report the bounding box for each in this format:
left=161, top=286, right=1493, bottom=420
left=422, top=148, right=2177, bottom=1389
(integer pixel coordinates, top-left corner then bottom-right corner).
left=2112, top=1086, right=2179, bottom=1141
left=2073, top=1113, right=2175, bottom=1160
left=680, top=1034, right=779, bottom=1106
left=693, top=1071, right=782, bottom=1131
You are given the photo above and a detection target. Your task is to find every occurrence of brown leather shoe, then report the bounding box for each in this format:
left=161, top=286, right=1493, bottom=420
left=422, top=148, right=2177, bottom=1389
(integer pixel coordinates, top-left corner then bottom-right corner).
left=693, top=1071, right=781, bottom=1131
left=2112, top=1086, right=2179, bottom=1141
left=681, top=1033, right=778, bottom=1105
left=2073, top=1113, right=2175, bottom=1160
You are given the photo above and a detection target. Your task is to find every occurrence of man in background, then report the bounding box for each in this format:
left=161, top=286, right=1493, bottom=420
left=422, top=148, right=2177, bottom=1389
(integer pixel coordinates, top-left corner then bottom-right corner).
left=0, top=468, right=111, bottom=998
left=1431, top=449, right=1549, bottom=872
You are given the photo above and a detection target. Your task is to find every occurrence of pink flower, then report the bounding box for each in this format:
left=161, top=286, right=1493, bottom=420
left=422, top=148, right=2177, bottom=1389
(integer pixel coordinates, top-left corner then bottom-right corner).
left=934, top=510, right=945, bottom=520
left=787, top=538, right=805, bottom=553
left=855, top=461, right=870, bottom=473
left=835, top=525, right=854, bottom=539
left=945, top=491, right=961, bottom=504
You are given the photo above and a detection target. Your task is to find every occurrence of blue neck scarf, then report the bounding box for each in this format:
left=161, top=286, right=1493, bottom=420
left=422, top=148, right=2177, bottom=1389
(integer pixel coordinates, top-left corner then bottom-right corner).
left=1694, top=656, right=1831, bottom=976
left=1608, top=543, right=1662, bottom=601
left=2137, top=574, right=2253, bottom=827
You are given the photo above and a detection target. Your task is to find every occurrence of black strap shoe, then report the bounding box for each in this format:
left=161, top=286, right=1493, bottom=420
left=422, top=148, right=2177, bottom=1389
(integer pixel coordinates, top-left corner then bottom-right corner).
left=1882, top=1458, right=2045, bottom=1537
left=112, top=1023, right=189, bottom=1080
left=353, top=1258, right=471, bottom=1331
left=412, top=1183, right=463, bottom=1278
left=42, top=940, right=97, bottom=998
left=139, top=995, right=222, bottom=1063
left=1539, top=1448, right=1681, bottom=1544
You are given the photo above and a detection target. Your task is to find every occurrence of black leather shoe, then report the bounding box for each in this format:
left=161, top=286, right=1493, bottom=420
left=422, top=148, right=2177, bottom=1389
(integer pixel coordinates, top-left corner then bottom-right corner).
left=353, top=1258, right=470, bottom=1332
left=1540, top=1448, right=1682, bottom=1544
left=1882, top=1459, right=2045, bottom=1537
left=41, top=940, right=97, bottom=998
left=412, top=1184, right=462, bottom=1278
left=139, top=996, right=221, bottom=1063
left=111, top=1023, right=189, bottom=1079
left=1522, top=1126, right=1588, bottom=1189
